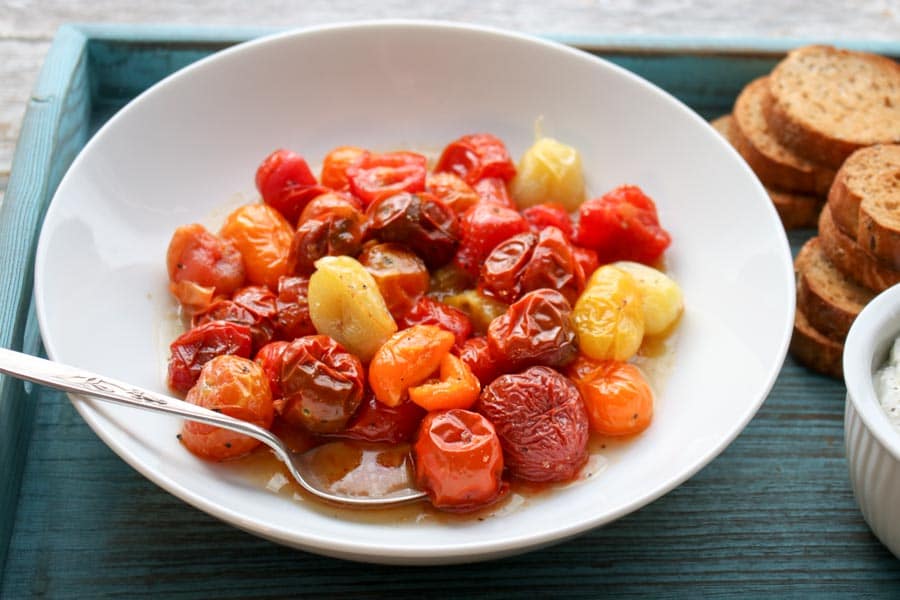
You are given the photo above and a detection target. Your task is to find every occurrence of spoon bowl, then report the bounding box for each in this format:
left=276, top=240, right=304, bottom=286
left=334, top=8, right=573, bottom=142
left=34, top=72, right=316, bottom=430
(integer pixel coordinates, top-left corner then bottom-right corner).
left=0, top=346, right=428, bottom=508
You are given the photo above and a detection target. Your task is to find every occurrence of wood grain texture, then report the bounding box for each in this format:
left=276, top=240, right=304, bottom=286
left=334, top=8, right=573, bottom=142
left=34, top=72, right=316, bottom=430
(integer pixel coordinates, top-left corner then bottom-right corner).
left=2, top=0, right=900, bottom=206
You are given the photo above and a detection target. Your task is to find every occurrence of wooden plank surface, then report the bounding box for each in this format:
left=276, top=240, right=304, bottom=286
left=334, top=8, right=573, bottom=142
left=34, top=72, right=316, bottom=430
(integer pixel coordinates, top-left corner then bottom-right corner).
left=2, top=0, right=900, bottom=207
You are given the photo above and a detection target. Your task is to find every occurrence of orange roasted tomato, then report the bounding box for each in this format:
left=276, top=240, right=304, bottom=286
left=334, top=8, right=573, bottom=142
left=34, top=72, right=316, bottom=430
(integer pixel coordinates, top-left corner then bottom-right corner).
left=567, top=355, right=654, bottom=437
left=414, top=408, right=506, bottom=512
left=166, top=223, right=246, bottom=312
left=180, top=354, right=275, bottom=461
left=368, top=324, right=455, bottom=407
left=220, top=203, right=294, bottom=289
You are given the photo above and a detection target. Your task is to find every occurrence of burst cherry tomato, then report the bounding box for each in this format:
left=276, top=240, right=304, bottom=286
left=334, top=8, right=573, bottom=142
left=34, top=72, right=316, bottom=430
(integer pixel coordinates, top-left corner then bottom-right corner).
left=476, top=366, right=589, bottom=483
left=453, top=202, right=529, bottom=277
left=180, top=355, right=274, bottom=461
left=347, top=151, right=427, bottom=206
left=365, top=192, right=459, bottom=268
left=276, top=335, right=366, bottom=433
left=397, top=296, right=472, bottom=350
left=408, top=352, right=481, bottom=411
left=288, top=203, right=366, bottom=275
left=254, top=340, right=289, bottom=400
left=434, top=133, right=516, bottom=185
left=414, top=408, right=506, bottom=512
left=573, top=184, right=671, bottom=265
left=320, top=146, right=367, bottom=191
left=166, top=223, right=245, bottom=311
left=568, top=356, right=654, bottom=436
left=220, top=203, right=294, bottom=289
left=167, top=320, right=253, bottom=394
left=256, top=149, right=325, bottom=224
left=335, top=394, right=426, bottom=444
left=522, top=203, right=573, bottom=238
left=458, top=336, right=508, bottom=387
left=273, top=275, right=316, bottom=340
left=368, top=324, right=455, bottom=407
left=426, top=172, right=480, bottom=214
left=358, top=243, right=430, bottom=319
left=473, top=177, right=515, bottom=209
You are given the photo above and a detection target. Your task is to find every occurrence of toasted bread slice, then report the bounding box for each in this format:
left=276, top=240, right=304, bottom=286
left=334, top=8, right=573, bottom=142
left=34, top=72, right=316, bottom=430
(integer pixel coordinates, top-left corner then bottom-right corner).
left=827, top=144, right=900, bottom=268
left=818, top=203, right=900, bottom=292
left=732, top=77, right=835, bottom=195
left=795, top=236, right=873, bottom=341
left=790, top=304, right=844, bottom=379
left=710, top=114, right=823, bottom=229
left=766, top=45, right=900, bottom=170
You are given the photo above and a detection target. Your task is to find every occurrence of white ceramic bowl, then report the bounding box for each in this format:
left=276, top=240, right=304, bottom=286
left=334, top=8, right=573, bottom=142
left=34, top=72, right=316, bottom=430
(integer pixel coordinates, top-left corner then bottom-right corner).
left=844, top=283, right=900, bottom=558
left=34, top=21, right=795, bottom=564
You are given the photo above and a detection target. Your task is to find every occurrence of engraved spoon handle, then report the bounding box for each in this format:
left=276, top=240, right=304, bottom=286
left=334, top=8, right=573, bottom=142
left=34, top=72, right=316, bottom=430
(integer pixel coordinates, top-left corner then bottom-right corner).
left=0, top=346, right=276, bottom=445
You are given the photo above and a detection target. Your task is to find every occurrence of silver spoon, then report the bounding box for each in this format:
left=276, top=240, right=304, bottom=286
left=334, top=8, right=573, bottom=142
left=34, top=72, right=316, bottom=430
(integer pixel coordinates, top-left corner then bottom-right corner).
left=0, top=346, right=427, bottom=508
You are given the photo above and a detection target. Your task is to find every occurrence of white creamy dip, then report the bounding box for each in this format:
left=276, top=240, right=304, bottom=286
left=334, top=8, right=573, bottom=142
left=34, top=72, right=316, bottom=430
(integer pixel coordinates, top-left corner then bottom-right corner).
left=875, top=338, right=900, bottom=430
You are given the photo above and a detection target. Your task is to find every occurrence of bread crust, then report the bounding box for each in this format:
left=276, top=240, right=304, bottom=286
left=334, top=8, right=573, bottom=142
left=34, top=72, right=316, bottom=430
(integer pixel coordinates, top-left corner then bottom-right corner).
left=710, top=114, right=823, bottom=229
left=827, top=144, right=900, bottom=269
left=767, top=45, right=900, bottom=170
left=789, top=305, right=844, bottom=379
left=732, top=77, right=835, bottom=195
left=795, top=237, right=873, bottom=341
left=818, top=203, right=900, bottom=292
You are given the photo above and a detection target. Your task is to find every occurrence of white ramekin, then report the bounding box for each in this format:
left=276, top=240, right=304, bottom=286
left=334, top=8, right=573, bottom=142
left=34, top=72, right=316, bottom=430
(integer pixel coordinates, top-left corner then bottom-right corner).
left=844, top=283, right=900, bottom=559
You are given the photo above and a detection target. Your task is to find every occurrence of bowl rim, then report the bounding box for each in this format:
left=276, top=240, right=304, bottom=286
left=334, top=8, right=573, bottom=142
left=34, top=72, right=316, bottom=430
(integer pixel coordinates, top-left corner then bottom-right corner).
left=844, top=283, right=900, bottom=462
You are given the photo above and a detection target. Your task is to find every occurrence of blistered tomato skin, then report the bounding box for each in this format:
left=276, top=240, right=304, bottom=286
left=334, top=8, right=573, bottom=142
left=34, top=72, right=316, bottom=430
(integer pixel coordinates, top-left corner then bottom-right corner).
left=347, top=151, right=427, bottom=206
left=366, top=192, right=460, bottom=269
left=426, top=172, right=480, bottom=215
left=521, top=203, right=574, bottom=238
left=276, top=335, right=366, bottom=434
left=397, top=296, right=472, bottom=350
left=320, top=146, right=367, bottom=192
left=273, top=275, right=316, bottom=341
left=167, top=224, right=245, bottom=310
left=487, top=288, right=578, bottom=371
left=254, top=340, right=289, bottom=400
left=358, top=243, right=430, bottom=319
left=288, top=203, right=366, bottom=275
left=180, top=355, right=275, bottom=461
left=220, top=203, right=295, bottom=290
left=191, top=285, right=278, bottom=353
left=368, top=324, right=456, bottom=407
left=434, top=133, right=517, bottom=185
left=255, top=149, right=325, bottom=225
left=298, top=191, right=364, bottom=224
left=334, top=394, right=426, bottom=444
left=414, top=408, right=506, bottom=512
left=458, top=336, right=508, bottom=387
left=568, top=356, right=654, bottom=436
left=473, top=177, right=516, bottom=209
left=479, top=231, right=536, bottom=304
left=453, top=203, right=529, bottom=277
left=476, top=366, right=589, bottom=483
left=167, top=321, right=254, bottom=394
left=573, top=185, right=671, bottom=265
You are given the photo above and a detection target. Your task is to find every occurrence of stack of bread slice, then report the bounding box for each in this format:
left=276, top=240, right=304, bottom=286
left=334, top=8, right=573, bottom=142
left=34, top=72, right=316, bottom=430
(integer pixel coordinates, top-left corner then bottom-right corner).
left=713, top=44, right=900, bottom=378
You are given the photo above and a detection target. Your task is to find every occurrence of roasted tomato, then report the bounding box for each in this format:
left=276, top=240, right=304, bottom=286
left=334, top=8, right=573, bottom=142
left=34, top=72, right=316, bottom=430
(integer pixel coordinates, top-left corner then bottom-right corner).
left=347, top=151, right=427, bottom=206
left=522, top=203, right=573, bottom=238
left=298, top=191, right=364, bottom=223
left=573, top=184, right=671, bottom=265
left=166, top=223, right=245, bottom=311
left=288, top=202, right=366, bottom=275
left=480, top=226, right=585, bottom=305
left=414, top=408, right=506, bottom=512
left=358, top=242, right=430, bottom=319
left=426, top=172, right=480, bottom=215
left=572, top=245, right=599, bottom=280
left=473, top=177, right=516, bottom=209
left=476, top=366, right=589, bottom=483
left=368, top=324, right=455, bottom=407
left=397, top=296, right=472, bottom=350
left=273, top=275, right=316, bottom=341
left=276, top=335, right=366, bottom=434
left=458, top=336, right=508, bottom=387
left=192, top=285, right=278, bottom=353
left=434, top=133, right=516, bottom=185
left=256, top=149, right=326, bottom=225
left=453, top=202, right=529, bottom=277
left=180, top=355, right=275, bottom=461
left=335, top=393, right=426, bottom=444
left=167, top=320, right=253, bottom=394
left=408, top=352, right=481, bottom=411
left=567, top=356, right=654, bottom=436
left=487, top=288, right=578, bottom=371
left=254, top=340, right=289, bottom=400
left=220, top=203, right=294, bottom=289
left=320, top=146, right=367, bottom=192
left=365, top=192, right=459, bottom=268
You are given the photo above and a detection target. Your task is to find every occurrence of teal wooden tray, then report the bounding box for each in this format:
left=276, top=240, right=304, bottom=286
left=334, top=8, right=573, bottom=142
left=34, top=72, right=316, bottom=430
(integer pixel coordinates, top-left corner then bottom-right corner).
left=2, top=24, right=900, bottom=597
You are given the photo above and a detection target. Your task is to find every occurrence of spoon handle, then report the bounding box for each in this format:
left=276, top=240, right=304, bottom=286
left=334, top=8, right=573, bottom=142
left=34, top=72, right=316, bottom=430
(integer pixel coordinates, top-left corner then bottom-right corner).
left=0, top=346, right=271, bottom=441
